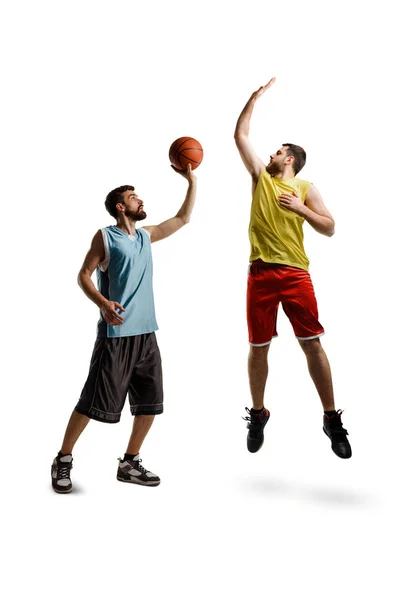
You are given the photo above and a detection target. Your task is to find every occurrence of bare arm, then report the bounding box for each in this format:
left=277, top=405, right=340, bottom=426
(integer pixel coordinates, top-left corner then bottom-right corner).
left=234, top=78, right=276, bottom=180
left=77, top=230, right=125, bottom=325
left=278, top=185, right=335, bottom=237
left=143, top=165, right=197, bottom=243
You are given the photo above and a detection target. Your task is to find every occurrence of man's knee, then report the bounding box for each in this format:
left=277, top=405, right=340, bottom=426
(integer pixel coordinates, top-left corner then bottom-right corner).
left=298, top=337, right=323, bottom=354
left=249, top=343, right=271, bottom=358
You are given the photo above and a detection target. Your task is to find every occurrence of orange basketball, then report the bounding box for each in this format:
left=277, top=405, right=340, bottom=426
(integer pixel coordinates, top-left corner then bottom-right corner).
left=169, top=137, right=203, bottom=171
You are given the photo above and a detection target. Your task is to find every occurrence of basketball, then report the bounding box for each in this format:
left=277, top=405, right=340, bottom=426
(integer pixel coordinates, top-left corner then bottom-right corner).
left=169, top=137, right=203, bottom=171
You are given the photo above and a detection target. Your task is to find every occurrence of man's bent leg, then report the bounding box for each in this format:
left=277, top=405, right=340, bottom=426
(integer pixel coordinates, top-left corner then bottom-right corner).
left=61, top=410, right=90, bottom=455
left=299, top=338, right=352, bottom=458
left=298, top=338, right=335, bottom=411
left=117, top=415, right=160, bottom=486
left=125, top=414, right=155, bottom=456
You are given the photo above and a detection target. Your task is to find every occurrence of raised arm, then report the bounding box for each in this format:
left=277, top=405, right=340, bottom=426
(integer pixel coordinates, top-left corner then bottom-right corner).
left=142, top=164, right=197, bottom=243
left=234, top=77, right=276, bottom=180
left=78, top=230, right=125, bottom=325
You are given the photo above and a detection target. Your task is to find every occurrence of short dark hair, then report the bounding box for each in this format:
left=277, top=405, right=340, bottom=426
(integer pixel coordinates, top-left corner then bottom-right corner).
left=282, top=143, right=306, bottom=175
left=105, top=185, right=135, bottom=219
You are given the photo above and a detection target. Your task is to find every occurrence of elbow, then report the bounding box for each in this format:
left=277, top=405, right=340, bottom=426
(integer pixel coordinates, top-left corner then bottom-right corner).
left=326, top=219, right=335, bottom=237
left=177, top=214, right=190, bottom=225
left=77, top=270, right=86, bottom=288
left=234, top=132, right=246, bottom=142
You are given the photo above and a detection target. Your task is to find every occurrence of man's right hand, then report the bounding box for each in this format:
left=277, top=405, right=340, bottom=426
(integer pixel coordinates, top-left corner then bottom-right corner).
left=100, top=301, right=126, bottom=326
left=249, top=77, right=276, bottom=102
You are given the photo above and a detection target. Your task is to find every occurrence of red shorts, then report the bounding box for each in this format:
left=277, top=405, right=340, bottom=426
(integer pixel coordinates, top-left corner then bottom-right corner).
left=247, top=261, right=325, bottom=346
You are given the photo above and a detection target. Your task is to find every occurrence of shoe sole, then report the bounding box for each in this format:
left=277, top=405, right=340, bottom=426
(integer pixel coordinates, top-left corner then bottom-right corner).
left=52, top=486, right=73, bottom=494
left=323, top=428, right=352, bottom=459
left=248, top=439, right=264, bottom=453
left=117, top=476, right=160, bottom=487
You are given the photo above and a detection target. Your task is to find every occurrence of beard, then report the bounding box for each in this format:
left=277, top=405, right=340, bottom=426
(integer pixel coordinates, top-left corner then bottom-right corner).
left=266, top=161, right=283, bottom=177
left=125, top=208, right=147, bottom=221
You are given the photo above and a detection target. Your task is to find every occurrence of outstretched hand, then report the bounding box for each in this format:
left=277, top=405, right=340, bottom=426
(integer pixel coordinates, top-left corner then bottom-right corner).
left=171, top=163, right=197, bottom=184
left=250, top=77, right=276, bottom=101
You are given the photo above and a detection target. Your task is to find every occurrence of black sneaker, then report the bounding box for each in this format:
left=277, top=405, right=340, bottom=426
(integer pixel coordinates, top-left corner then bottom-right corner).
left=117, top=454, right=160, bottom=486
left=323, top=410, right=352, bottom=459
left=51, top=453, right=73, bottom=493
left=243, top=407, right=270, bottom=453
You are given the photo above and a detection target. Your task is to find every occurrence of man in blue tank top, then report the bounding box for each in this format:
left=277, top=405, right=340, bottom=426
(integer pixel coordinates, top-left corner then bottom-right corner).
left=51, top=165, right=197, bottom=492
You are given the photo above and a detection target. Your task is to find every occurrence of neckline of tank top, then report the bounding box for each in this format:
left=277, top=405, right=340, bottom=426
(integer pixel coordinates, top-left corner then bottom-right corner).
left=266, top=169, right=296, bottom=182
left=113, top=226, right=138, bottom=241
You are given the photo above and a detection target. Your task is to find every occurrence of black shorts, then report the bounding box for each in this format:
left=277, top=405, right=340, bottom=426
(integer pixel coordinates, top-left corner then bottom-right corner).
left=75, top=333, right=163, bottom=423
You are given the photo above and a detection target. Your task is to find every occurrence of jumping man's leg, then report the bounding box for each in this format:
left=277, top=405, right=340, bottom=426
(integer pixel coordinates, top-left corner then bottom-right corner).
left=248, top=344, right=271, bottom=410
left=298, top=338, right=352, bottom=458
left=245, top=344, right=272, bottom=453
left=298, top=338, right=334, bottom=411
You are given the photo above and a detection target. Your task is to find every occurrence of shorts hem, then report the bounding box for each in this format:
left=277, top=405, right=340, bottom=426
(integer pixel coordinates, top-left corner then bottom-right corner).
left=249, top=335, right=278, bottom=347
left=296, top=331, right=325, bottom=341
left=130, top=407, right=164, bottom=416
left=74, top=407, right=121, bottom=424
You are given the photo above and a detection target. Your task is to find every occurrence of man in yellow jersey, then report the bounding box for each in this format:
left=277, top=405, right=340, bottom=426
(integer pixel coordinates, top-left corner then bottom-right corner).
left=234, top=77, right=351, bottom=459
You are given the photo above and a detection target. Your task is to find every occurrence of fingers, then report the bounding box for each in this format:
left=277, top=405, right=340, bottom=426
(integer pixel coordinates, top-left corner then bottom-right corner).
left=115, top=302, right=126, bottom=312
left=107, top=311, right=124, bottom=326
left=112, top=309, right=124, bottom=322
left=108, top=318, right=123, bottom=326
left=171, top=164, right=187, bottom=176
left=255, top=77, right=276, bottom=97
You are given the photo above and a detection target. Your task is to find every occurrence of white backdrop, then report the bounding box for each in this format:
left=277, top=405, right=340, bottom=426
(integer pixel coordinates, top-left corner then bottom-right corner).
left=1, top=0, right=399, bottom=598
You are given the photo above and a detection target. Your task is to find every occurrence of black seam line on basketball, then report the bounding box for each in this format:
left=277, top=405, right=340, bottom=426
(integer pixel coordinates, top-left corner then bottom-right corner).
left=169, top=148, right=180, bottom=159
left=178, top=153, right=184, bottom=170
left=175, top=137, right=192, bottom=152
left=177, top=147, right=203, bottom=152
left=178, top=153, right=202, bottom=162
left=178, top=157, right=201, bottom=165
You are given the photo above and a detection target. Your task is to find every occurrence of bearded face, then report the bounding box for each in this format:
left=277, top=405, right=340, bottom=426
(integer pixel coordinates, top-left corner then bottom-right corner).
left=266, top=149, right=287, bottom=176
left=124, top=207, right=147, bottom=221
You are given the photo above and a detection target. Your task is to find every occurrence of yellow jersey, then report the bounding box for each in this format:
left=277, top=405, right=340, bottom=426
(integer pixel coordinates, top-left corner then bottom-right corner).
left=249, top=169, right=312, bottom=271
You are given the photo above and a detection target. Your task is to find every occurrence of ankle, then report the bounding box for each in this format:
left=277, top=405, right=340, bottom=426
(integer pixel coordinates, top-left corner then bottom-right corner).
left=58, top=450, right=72, bottom=457
left=324, top=409, right=337, bottom=417
left=124, top=453, right=139, bottom=461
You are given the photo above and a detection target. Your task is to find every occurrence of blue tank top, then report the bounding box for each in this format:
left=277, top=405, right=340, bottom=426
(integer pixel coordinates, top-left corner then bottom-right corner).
left=96, top=226, right=158, bottom=338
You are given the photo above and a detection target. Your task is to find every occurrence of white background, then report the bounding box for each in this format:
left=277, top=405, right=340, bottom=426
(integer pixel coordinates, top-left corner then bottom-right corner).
left=1, top=0, right=399, bottom=598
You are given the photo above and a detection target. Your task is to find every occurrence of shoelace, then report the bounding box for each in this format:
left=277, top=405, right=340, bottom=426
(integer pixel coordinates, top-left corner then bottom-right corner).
left=242, top=406, right=253, bottom=422
left=58, top=464, right=72, bottom=479
left=134, top=459, right=150, bottom=475
left=119, top=457, right=150, bottom=475
left=242, top=406, right=265, bottom=422
left=327, top=410, right=349, bottom=436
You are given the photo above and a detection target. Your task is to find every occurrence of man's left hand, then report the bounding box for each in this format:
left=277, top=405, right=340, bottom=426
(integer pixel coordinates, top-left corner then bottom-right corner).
left=278, top=191, right=305, bottom=215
